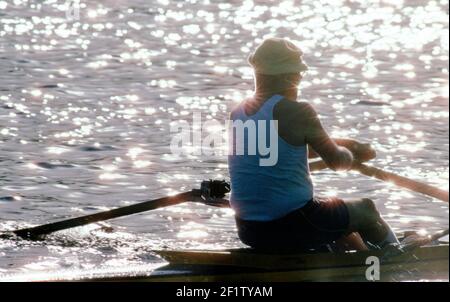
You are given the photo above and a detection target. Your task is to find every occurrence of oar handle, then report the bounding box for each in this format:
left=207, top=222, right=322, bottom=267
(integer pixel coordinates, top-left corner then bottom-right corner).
left=353, top=163, right=449, bottom=202
left=14, top=191, right=195, bottom=239
left=309, top=160, right=328, bottom=172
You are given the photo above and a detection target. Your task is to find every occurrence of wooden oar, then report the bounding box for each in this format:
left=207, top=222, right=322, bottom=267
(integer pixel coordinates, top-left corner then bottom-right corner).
left=353, top=163, right=449, bottom=202
left=382, top=228, right=449, bottom=261
left=7, top=161, right=331, bottom=240
left=308, top=159, right=448, bottom=202
left=309, top=160, right=327, bottom=172
left=12, top=191, right=196, bottom=240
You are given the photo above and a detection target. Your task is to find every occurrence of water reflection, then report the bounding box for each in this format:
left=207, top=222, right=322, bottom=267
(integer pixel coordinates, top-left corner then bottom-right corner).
left=0, top=0, right=448, bottom=279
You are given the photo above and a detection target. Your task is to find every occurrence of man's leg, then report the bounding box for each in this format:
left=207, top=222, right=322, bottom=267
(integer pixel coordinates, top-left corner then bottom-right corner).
left=344, top=198, right=399, bottom=248
left=335, top=232, right=369, bottom=251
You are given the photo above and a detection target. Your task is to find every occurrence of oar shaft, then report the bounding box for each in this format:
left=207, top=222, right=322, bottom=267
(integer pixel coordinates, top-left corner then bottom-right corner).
left=431, top=229, right=449, bottom=241
left=309, top=160, right=328, bottom=172
left=354, top=163, right=449, bottom=202
left=14, top=191, right=195, bottom=239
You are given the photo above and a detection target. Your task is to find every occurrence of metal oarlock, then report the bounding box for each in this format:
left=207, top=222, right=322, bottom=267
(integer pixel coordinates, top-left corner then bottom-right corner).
left=199, top=180, right=231, bottom=208
left=200, top=180, right=231, bottom=200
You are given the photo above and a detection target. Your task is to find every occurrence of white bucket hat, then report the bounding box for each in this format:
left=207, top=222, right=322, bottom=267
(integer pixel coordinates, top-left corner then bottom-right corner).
left=248, top=37, right=308, bottom=75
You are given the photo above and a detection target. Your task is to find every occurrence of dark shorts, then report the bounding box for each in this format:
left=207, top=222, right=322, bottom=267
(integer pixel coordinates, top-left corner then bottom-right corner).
left=235, top=197, right=350, bottom=251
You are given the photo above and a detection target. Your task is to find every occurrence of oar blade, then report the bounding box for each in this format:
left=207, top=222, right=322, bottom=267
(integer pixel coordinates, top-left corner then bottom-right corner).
left=12, top=191, right=195, bottom=240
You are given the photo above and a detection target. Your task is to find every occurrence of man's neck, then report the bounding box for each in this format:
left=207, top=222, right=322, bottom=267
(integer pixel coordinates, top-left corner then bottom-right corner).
left=254, top=89, right=298, bottom=102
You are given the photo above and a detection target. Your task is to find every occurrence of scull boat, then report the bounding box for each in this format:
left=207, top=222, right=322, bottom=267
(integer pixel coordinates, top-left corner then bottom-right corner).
left=148, top=244, right=449, bottom=282
left=1, top=235, right=446, bottom=282
left=122, top=238, right=449, bottom=282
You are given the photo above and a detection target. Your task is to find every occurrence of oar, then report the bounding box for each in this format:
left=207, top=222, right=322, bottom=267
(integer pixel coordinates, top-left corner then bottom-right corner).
left=382, top=228, right=449, bottom=260
left=7, top=161, right=332, bottom=240
left=12, top=191, right=196, bottom=240
left=353, top=163, right=449, bottom=202
left=307, top=158, right=448, bottom=202
left=309, top=160, right=328, bottom=172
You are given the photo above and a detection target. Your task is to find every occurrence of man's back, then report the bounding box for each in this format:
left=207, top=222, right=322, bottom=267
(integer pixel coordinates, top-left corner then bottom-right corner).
left=228, top=94, right=313, bottom=221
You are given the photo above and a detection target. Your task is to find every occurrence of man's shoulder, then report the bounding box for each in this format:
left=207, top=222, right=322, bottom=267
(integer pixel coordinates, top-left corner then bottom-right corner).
left=275, top=99, right=317, bottom=118
left=229, top=97, right=252, bottom=118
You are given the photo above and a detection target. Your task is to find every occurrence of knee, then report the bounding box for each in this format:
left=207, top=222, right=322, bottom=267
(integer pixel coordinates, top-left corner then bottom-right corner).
left=347, top=198, right=381, bottom=230
left=361, top=198, right=377, bottom=212
left=359, top=198, right=381, bottom=222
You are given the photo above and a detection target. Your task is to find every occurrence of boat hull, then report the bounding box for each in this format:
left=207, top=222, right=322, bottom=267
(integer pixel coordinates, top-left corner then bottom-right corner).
left=90, top=244, right=448, bottom=282
left=1, top=244, right=447, bottom=282
left=124, top=244, right=449, bottom=282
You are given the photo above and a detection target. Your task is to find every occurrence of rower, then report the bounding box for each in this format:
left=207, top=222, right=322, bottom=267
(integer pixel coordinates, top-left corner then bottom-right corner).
left=228, top=37, right=399, bottom=251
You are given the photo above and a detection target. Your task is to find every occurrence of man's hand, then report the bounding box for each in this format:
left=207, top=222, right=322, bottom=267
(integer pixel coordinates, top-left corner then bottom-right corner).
left=327, top=138, right=377, bottom=163
left=308, top=138, right=377, bottom=169
left=348, top=142, right=376, bottom=163
left=324, top=138, right=377, bottom=163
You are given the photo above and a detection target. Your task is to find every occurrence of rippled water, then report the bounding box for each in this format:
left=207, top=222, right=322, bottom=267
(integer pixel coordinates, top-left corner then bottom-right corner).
left=0, top=0, right=448, bottom=280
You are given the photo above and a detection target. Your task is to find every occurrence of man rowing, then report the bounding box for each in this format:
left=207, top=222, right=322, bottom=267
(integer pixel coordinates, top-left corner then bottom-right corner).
left=228, top=38, right=399, bottom=251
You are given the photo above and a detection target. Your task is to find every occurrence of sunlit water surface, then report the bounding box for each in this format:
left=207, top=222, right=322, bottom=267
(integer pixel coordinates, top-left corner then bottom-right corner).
left=0, top=0, right=448, bottom=280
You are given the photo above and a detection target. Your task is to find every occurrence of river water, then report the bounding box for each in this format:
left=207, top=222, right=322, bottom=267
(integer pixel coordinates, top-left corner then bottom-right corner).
left=0, top=0, right=448, bottom=280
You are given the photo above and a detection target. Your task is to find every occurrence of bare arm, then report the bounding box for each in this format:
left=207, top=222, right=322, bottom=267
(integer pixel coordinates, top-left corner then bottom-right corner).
left=275, top=100, right=375, bottom=169
left=302, top=104, right=353, bottom=171
left=309, top=138, right=377, bottom=164
left=308, top=138, right=360, bottom=159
